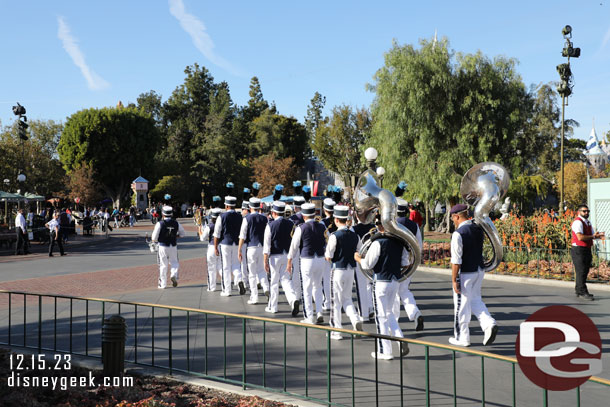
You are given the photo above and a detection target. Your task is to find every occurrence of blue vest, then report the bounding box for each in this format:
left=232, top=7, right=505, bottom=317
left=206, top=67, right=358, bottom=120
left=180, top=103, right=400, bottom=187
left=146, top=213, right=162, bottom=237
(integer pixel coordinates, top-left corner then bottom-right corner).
left=158, top=218, right=179, bottom=247
left=208, top=220, right=215, bottom=243
left=353, top=222, right=374, bottom=240
left=372, top=236, right=403, bottom=281
left=245, top=212, right=268, bottom=247
left=269, top=217, right=294, bottom=255
left=331, top=228, right=358, bottom=269
left=299, top=221, right=326, bottom=258
left=290, top=212, right=304, bottom=226
left=456, top=222, right=484, bottom=273
left=219, top=211, right=242, bottom=245
left=322, top=216, right=337, bottom=234
left=397, top=216, right=419, bottom=236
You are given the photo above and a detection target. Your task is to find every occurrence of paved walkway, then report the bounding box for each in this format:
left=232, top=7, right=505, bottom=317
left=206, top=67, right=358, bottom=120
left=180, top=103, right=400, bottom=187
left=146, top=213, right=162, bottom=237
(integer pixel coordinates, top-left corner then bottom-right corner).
left=0, top=219, right=608, bottom=406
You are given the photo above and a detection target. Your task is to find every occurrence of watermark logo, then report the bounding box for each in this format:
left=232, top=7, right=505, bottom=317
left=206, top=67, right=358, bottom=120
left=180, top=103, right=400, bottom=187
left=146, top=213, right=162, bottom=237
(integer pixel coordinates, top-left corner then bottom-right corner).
left=516, top=305, right=602, bottom=391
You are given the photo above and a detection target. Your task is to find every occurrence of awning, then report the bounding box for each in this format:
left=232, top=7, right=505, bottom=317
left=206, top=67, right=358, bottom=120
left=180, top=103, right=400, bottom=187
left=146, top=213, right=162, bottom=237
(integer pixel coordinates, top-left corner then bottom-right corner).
left=0, top=191, right=24, bottom=202
left=23, top=192, right=45, bottom=201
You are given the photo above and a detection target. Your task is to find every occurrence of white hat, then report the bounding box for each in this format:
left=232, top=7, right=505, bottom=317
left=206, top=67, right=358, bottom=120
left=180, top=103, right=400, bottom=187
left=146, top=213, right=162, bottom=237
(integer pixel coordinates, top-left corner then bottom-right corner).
left=249, top=197, right=261, bottom=209
left=293, top=196, right=306, bottom=207
left=301, top=203, right=316, bottom=216
left=396, top=198, right=409, bottom=213
left=224, top=196, right=237, bottom=206
left=323, top=198, right=336, bottom=212
left=211, top=208, right=222, bottom=218
left=271, top=201, right=286, bottom=213
left=162, top=205, right=173, bottom=217
left=334, top=205, right=349, bottom=219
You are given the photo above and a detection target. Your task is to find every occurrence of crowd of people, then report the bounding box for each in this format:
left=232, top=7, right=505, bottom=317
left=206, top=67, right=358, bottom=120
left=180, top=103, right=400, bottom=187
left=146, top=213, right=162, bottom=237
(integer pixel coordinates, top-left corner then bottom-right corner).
left=149, top=182, right=503, bottom=360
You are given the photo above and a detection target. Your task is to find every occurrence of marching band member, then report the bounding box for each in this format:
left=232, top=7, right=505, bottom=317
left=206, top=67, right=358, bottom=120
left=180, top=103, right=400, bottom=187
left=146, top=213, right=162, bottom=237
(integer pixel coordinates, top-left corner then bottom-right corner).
left=393, top=199, right=424, bottom=331
left=320, top=198, right=337, bottom=311
left=287, top=202, right=327, bottom=324
left=214, top=196, right=245, bottom=297
left=352, top=215, right=375, bottom=321
left=355, top=221, right=409, bottom=360
left=449, top=204, right=497, bottom=347
left=239, top=197, right=270, bottom=304
left=201, top=208, right=222, bottom=292
left=151, top=205, right=186, bottom=289
left=263, top=201, right=300, bottom=315
left=325, top=205, right=364, bottom=340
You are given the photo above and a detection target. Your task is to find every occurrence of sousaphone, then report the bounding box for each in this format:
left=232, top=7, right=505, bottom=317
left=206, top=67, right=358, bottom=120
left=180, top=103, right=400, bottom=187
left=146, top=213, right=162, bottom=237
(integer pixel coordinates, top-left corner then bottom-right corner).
left=460, top=162, right=510, bottom=272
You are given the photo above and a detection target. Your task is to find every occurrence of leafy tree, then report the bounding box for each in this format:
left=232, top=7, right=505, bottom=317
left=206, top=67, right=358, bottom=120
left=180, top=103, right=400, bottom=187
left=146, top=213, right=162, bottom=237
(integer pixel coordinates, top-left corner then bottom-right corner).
left=250, top=153, right=298, bottom=197
left=67, top=163, right=105, bottom=206
left=368, top=38, right=533, bottom=229
left=249, top=110, right=308, bottom=168
left=555, top=162, right=587, bottom=208
left=305, top=92, right=326, bottom=157
left=0, top=120, right=66, bottom=196
left=137, top=90, right=164, bottom=126
left=508, top=174, right=550, bottom=214
left=311, top=105, right=370, bottom=187
left=162, top=64, right=216, bottom=174
left=58, top=107, right=160, bottom=208
left=245, top=76, right=271, bottom=121
left=149, top=175, right=190, bottom=203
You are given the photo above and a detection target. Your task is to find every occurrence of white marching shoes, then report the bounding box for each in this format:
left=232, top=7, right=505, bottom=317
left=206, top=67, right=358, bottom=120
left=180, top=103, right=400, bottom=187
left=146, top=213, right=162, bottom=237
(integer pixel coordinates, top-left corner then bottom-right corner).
left=448, top=337, right=470, bottom=347
left=483, top=325, right=498, bottom=346
left=371, top=352, right=394, bottom=360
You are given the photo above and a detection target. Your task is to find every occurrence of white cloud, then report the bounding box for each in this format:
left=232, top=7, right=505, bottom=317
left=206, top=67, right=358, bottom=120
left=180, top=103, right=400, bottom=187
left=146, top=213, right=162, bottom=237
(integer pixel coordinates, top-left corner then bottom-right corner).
left=57, top=16, right=109, bottom=91
left=168, top=0, right=242, bottom=76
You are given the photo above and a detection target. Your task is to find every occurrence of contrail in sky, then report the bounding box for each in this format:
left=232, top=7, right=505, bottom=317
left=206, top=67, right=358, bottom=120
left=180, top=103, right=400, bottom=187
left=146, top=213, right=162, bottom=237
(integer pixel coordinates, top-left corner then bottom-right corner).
left=168, top=0, right=242, bottom=76
left=57, top=16, right=109, bottom=91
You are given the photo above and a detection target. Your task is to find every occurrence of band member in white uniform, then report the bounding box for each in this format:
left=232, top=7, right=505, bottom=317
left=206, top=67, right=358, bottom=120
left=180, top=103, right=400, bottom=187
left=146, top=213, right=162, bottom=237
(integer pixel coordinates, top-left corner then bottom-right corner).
left=352, top=216, right=375, bottom=321
left=393, top=199, right=424, bottom=331
left=214, top=196, right=245, bottom=297
left=200, top=208, right=222, bottom=291
left=289, top=195, right=306, bottom=302
left=264, top=201, right=300, bottom=315
left=325, top=205, right=364, bottom=340
left=355, top=222, right=410, bottom=360
left=287, top=203, right=327, bottom=325
left=151, top=205, right=186, bottom=289
left=239, top=200, right=251, bottom=288
left=239, top=197, right=270, bottom=304
left=320, top=198, right=337, bottom=311
left=449, top=204, right=498, bottom=347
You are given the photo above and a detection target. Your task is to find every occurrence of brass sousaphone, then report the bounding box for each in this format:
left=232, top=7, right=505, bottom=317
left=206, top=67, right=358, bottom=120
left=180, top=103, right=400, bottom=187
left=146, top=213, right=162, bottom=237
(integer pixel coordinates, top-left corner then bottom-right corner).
left=460, top=162, right=510, bottom=272
left=354, top=166, right=421, bottom=282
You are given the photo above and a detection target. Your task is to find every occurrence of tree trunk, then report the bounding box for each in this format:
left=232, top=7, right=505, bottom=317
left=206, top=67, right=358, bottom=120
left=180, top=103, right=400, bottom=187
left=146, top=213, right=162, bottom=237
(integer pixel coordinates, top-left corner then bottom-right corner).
left=424, top=201, right=431, bottom=232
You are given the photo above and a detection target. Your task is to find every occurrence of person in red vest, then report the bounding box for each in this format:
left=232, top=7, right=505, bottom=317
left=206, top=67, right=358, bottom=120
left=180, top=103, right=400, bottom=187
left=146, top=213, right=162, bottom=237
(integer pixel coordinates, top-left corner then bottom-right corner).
left=571, top=204, right=605, bottom=301
left=408, top=203, right=423, bottom=228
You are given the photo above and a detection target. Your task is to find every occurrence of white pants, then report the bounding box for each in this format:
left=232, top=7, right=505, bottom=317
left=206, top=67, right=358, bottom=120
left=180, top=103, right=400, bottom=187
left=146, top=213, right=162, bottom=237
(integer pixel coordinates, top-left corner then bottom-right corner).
left=320, top=261, right=331, bottom=309
left=268, top=255, right=298, bottom=312
left=235, top=244, right=248, bottom=288
left=355, top=265, right=372, bottom=319
left=300, top=257, right=326, bottom=321
left=453, top=269, right=496, bottom=343
left=247, top=246, right=269, bottom=302
left=220, top=244, right=240, bottom=295
left=393, top=277, right=421, bottom=321
left=158, top=245, right=179, bottom=288
left=206, top=244, right=220, bottom=291
left=291, top=254, right=302, bottom=301
left=330, top=267, right=362, bottom=329
left=372, top=278, right=403, bottom=356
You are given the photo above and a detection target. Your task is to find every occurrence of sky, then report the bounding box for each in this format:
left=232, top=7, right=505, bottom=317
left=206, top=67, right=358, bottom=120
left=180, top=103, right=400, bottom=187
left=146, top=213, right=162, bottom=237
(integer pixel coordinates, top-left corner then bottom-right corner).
left=1, top=0, right=609, bottom=143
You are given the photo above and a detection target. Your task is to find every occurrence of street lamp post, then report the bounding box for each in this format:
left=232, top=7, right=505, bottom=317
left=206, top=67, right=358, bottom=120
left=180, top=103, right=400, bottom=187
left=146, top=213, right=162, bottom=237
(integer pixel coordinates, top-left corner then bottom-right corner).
left=557, top=25, right=580, bottom=213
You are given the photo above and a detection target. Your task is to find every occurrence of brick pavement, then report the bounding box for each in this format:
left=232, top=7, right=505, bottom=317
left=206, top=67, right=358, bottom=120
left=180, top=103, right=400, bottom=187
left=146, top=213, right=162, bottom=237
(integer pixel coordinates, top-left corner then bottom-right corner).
left=0, top=256, right=208, bottom=307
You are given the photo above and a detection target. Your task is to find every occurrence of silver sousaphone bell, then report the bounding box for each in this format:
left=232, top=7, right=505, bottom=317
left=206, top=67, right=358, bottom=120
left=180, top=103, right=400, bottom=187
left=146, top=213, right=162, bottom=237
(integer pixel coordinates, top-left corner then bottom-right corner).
left=460, top=162, right=510, bottom=272
left=354, top=160, right=421, bottom=282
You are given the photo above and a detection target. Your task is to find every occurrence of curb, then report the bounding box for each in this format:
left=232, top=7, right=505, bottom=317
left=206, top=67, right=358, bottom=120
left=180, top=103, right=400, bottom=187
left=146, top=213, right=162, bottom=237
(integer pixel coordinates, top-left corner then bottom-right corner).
left=418, top=266, right=610, bottom=292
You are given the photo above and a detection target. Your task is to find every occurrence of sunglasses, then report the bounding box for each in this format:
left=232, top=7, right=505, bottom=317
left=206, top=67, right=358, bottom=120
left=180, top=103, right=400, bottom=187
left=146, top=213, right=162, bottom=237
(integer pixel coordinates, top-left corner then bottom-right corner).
left=580, top=210, right=589, bottom=213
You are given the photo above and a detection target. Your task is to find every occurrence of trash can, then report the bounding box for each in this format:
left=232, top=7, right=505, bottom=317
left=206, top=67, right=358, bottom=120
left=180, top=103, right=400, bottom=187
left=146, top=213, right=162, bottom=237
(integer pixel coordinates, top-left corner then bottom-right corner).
left=102, top=315, right=127, bottom=376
